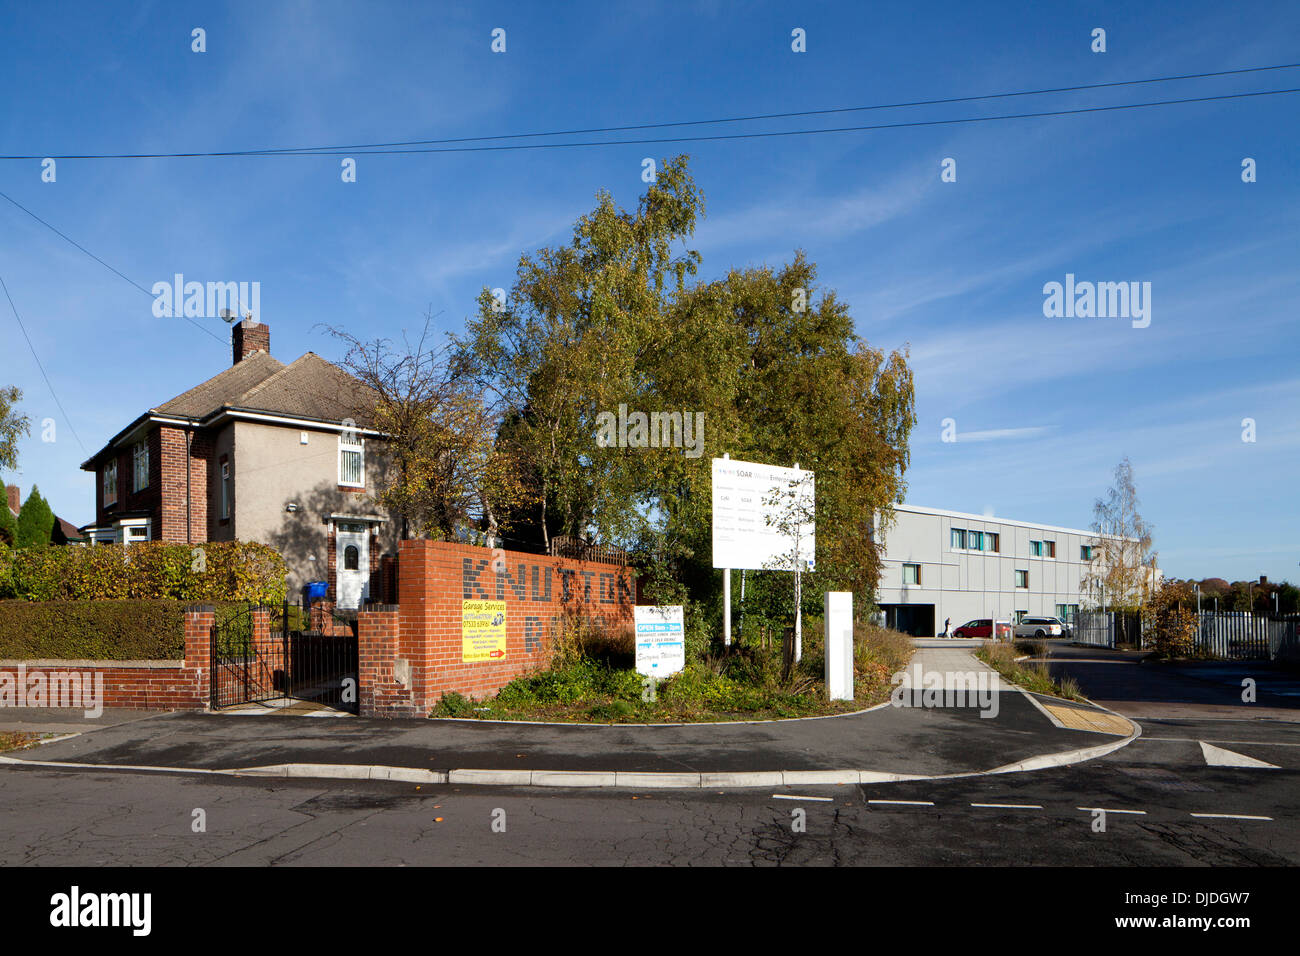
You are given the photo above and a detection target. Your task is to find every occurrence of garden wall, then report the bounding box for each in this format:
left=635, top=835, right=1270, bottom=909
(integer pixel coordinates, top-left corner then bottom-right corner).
left=358, top=539, right=636, bottom=717
left=0, top=606, right=212, bottom=712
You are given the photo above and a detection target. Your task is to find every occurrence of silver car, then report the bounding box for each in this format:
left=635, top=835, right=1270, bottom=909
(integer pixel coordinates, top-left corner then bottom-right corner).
left=1013, top=615, right=1064, bottom=639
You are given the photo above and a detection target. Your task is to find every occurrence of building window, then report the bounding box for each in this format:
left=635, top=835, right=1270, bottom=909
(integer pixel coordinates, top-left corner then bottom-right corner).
left=1016, top=610, right=1028, bottom=623
left=102, top=461, right=117, bottom=506
left=903, top=563, right=921, bottom=585
left=987, top=532, right=1000, bottom=553
left=1056, top=603, right=1079, bottom=622
left=220, top=462, right=230, bottom=520
left=119, top=519, right=150, bottom=543
left=968, top=531, right=984, bottom=552
left=344, top=544, right=360, bottom=571
left=1044, top=540, right=1056, bottom=558
left=1030, top=540, right=1043, bottom=557
left=339, top=434, right=364, bottom=488
left=132, top=440, right=149, bottom=492
left=1080, top=544, right=1093, bottom=560
left=1015, top=569, right=1028, bottom=588
left=950, top=528, right=966, bottom=550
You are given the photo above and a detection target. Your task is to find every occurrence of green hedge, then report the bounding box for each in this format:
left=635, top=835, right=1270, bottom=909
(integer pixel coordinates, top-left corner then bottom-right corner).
left=0, top=540, right=287, bottom=603
left=0, top=599, right=188, bottom=660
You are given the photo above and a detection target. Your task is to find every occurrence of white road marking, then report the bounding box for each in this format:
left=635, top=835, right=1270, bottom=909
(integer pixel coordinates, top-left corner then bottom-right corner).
left=1077, top=807, right=1146, bottom=814
left=869, top=799, right=935, bottom=806
left=1189, top=813, right=1273, bottom=821
left=771, top=794, right=833, bottom=802
left=1199, top=741, right=1280, bottom=768
left=1143, top=737, right=1300, bottom=747
left=971, top=802, right=1043, bottom=809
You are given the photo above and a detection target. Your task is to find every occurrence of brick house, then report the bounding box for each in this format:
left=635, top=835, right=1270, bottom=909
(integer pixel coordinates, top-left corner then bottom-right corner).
left=79, top=319, right=398, bottom=607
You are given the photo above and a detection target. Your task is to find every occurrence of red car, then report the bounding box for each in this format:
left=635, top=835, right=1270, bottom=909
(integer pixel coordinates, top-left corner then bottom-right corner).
left=952, top=619, right=1013, bottom=639
left=952, top=618, right=993, bottom=638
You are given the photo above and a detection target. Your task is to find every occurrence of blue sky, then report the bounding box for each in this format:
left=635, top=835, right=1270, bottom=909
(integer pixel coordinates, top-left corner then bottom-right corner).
left=1, top=1, right=1297, bottom=582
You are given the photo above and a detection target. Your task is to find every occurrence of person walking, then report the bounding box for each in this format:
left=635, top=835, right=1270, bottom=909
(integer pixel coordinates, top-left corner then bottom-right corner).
left=943, top=617, right=951, bottom=638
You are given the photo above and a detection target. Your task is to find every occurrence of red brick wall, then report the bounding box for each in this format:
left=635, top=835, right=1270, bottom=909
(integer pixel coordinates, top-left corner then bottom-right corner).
left=0, top=605, right=212, bottom=711
left=368, top=539, right=635, bottom=717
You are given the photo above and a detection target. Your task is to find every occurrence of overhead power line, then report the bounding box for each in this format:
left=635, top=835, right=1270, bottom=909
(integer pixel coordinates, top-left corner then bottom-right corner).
left=239, top=87, right=1294, bottom=156
left=0, top=189, right=227, bottom=346
left=0, top=270, right=88, bottom=455
left=1, top=62, right=1297, bottom=161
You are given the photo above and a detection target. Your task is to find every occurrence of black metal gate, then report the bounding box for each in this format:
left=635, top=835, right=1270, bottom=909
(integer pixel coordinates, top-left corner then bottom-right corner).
left=210, top=602, right=359, bottom=714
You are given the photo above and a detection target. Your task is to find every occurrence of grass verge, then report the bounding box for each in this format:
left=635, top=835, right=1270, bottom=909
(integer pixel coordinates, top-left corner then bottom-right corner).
left=975, top=640, right=1084, bottom=701
left=431, top=620, right=915, bottom=723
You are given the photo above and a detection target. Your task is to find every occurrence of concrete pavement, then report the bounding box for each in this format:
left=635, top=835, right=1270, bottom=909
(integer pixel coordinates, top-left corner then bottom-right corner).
left=0, top=645, right=1138, bottom=786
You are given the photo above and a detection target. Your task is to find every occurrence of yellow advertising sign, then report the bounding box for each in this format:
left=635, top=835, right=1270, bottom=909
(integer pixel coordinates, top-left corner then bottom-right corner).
left=462, top=600, right=507, bottom=663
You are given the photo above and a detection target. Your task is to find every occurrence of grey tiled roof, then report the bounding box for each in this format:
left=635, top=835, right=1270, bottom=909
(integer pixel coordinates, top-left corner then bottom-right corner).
left=153, top=352, right=376, bottom=426
left=154, top=351, right=285, bottom=418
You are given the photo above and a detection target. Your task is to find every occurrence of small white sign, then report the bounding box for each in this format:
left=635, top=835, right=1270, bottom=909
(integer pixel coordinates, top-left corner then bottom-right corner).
left=711, top=457, right=815, bottom=571
left=635, top=605, right=685, bottom=678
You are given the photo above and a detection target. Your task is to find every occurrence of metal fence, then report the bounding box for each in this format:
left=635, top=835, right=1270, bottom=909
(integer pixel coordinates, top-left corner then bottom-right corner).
left=1194, top=612, right=1294, bottom=661
left=1074, top=611, right=1115, bottom=648
left=1072, top=610, right=1300, bottom=662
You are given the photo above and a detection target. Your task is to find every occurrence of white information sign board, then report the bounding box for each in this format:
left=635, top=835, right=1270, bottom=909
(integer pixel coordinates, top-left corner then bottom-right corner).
left=634, top=605, right=686, bottom=678
left=711, top=457, right=815, bottom=571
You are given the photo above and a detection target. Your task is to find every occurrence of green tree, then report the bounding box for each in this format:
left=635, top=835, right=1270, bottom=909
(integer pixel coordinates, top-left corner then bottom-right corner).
left=454, top=156, right=916, bottom=639
left=0, top=496, right=16, bottom=545
left=0, top=385, right=31, bottom=473
left=645, top=254, right=916, bottom=608
left=15, top=485, right=55, bottom=549
left=455, top=155, right=705, bottom=550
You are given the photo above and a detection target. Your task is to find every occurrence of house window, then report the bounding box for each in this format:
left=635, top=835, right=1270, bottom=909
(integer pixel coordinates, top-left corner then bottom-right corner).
left=903, top=563, right=921, bottom=585
left=339, top=433, right=364, bottom=487
left=968, top=531, right=984, bottom=552
left=987, top=532, right=1000, bottom=553
left=220, top=462, right=230, bottom=520
left=119, top=519, right=150, bottom=543
left=1015, top=569, right=1028, bottom=588
left=102, top=461, right=118, bottom=506
left=132, top=440, right=149, bottom=492
left=1080, top=544, right=1093, bottom=560
left=344, top=545, right=360, bottom=571
left=950, top=528, right=966, bottom=550
left=1044, top=540, right=1056, bottom=558
left=1030, top=540, right=1043, bottom=557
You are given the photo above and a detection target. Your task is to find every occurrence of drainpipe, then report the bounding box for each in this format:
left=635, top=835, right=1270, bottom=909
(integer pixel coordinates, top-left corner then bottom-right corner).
left=185, top=429, right=193, bottom=545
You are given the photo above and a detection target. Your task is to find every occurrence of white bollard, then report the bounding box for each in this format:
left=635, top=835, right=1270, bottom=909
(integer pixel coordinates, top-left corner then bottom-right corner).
left=824, top=591, right=853, bottom=701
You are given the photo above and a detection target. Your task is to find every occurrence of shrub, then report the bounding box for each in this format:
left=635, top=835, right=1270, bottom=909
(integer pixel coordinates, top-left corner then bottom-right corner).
left=5, top=540, right=287, bottom=604
left=432, top=691, right=474, bottom=717
left=14, top=486, right=54, bottom=549
left=0, top=599, right=188, bottom=659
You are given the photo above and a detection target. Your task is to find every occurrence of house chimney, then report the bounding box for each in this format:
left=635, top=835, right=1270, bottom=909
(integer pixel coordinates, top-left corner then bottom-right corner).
left=232, top=318, right=270, bottom=365
left=5, top=484, right=18, bottom=515
left=1260, top=575, right=1268, bottom=586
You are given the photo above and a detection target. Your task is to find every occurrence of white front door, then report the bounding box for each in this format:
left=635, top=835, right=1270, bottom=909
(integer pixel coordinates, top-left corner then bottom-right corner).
left=335, top=523, right=370, bottom=609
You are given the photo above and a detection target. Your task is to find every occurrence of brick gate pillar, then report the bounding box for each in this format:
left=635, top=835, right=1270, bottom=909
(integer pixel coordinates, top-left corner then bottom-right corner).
left=183, top=604, right=214, bottom=708
left=358, top=605, right=414, bottom=717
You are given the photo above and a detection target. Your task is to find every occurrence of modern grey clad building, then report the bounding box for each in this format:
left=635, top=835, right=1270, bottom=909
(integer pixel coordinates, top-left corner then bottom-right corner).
left=874, top=504, right=1108, bottom=636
